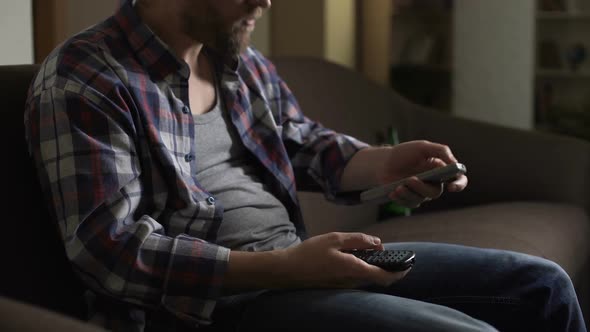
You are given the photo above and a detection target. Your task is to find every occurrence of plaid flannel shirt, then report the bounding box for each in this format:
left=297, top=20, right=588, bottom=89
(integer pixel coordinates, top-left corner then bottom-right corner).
left=24, top=0, right=368, bottom=326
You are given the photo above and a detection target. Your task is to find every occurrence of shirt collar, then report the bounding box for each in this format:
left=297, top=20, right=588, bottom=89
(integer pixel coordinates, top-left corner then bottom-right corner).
left=114, top=0, right=188, bottom=79
left=115, top=0, right=241, bottom=81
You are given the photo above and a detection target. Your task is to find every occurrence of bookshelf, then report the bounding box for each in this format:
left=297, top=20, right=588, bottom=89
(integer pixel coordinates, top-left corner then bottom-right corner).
left=535, top=0, right=590, bottom=139
left=361, top=0, right=590, bottom=139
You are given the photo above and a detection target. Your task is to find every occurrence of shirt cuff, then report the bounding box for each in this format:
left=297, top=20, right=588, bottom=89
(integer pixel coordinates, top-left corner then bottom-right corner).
left=161, top=234, right=230, bottom=324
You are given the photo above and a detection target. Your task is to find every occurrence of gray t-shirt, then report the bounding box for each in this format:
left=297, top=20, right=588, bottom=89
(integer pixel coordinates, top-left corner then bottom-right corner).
left=193, top=94, right=301, bottom=252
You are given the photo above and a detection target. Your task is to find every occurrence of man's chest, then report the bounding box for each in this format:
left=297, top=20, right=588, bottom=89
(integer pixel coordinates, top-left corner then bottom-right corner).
left=188, top=75, right=217, bottom=116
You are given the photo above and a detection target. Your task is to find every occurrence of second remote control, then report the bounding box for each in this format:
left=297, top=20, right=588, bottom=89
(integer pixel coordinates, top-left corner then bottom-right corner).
left=343, top=249, right=415, bottom=272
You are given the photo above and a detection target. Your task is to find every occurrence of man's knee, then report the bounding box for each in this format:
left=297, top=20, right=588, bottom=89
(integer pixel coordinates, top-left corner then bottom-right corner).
left=532, top=257, right=575, bottom=291
left=520, top=255, right=578, bottom=307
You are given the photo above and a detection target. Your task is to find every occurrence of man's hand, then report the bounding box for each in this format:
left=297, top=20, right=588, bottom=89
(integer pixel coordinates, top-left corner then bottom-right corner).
left=224, top=232, right=410, bottom=290
left=281, top=232, right=409, bottom=288
left=340, top=140, right=468, bottom=208
left=378, top=140, right=468, bottom=208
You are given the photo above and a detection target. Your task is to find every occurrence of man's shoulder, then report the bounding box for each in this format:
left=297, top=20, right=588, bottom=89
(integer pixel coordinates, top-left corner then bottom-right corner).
left=238, top=47, right=279, bottom=83
left=32, top=19, right=128, bottom=97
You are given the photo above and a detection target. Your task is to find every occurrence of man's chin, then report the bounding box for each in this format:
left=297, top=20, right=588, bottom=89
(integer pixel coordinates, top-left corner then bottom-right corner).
left=209, top=31, right=251, bottom=59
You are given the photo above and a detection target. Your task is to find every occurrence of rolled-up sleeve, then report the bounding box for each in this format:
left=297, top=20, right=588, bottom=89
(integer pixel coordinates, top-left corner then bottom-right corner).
left=275, top=77, right=370, bottom=203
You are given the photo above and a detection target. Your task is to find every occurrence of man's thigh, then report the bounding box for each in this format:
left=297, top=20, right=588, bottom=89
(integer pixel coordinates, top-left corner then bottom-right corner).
left=233, top=288, right=496, bottom=332
left=379, top=242, right=537, bottom=300
left=211, top=242, right=557, bottom=332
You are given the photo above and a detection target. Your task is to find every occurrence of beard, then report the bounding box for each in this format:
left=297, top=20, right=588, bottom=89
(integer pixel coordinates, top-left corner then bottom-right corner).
left=220, top=22, right=251, bottom=57
left=181, top=5, right=258, bottom=58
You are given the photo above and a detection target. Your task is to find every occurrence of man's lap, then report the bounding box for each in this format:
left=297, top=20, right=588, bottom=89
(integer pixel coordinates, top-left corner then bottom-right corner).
left=205, top=242, right=567, bottom=332
left=233, top=288, right=496, bottom=332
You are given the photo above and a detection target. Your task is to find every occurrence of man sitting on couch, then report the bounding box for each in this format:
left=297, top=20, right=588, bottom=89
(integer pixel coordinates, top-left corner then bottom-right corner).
left=24, top=0, right=586, bottom=331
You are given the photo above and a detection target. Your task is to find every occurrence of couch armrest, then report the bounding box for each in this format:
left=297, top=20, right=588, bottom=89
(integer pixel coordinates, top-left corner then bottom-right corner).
left=400, top=106, right=590, bottom=212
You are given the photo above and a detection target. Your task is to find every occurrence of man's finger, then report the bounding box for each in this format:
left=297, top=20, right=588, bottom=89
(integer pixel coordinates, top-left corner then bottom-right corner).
left=389, top=185, right=423, bottom=208
left=420, top=142, right=458, bottom=165
left=336, top=232, right=382, bottom=249
left=405, top=177, right=443, bottom=200
left=447, top=174, right=468, bottom=192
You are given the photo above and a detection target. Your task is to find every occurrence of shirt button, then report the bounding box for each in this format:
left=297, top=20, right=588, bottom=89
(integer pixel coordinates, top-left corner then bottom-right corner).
left=184, top=154, right=194, bottom=162
left=182, top=105, right=190, bottom=114
left=206, top=196, right=215, bottom=205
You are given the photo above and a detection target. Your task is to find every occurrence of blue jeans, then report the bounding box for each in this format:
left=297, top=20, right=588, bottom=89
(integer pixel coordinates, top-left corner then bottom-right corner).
left=203, top=242, right=586, bottom=332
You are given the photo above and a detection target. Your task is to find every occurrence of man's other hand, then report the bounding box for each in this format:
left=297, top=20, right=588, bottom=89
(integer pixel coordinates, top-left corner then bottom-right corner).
left=378, top=140, right=468, bottom=208
left=280, top=232, right=410, bottom=288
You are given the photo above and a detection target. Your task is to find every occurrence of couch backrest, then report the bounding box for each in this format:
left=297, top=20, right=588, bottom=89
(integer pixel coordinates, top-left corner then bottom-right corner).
left=0, top=65, right=87, bottom=319
left=270, top=57, right=418, bottom=145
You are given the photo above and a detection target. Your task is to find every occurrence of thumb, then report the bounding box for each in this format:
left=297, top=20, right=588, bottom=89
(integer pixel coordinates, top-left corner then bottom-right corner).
left=338, top=233, right=382, bottom=250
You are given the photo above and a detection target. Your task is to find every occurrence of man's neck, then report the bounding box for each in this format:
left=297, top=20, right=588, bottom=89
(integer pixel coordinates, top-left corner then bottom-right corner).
left=135, top=1, right=203, bottom=76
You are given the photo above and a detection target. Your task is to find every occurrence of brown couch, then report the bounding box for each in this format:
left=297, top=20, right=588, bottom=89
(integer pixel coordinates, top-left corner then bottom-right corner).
left=2, top=58, right=589, bottom=327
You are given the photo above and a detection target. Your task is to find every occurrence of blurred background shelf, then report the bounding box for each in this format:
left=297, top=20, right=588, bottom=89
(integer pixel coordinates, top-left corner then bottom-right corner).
left=535, top=0, right=590, bottom=139
left=390, top=64, right=452, bottom=112
left=388, top=0, right=454, bottom=112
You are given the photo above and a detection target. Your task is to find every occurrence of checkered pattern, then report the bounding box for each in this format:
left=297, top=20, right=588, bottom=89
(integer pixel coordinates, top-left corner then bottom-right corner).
left=24, top=0, right=368, bottom=326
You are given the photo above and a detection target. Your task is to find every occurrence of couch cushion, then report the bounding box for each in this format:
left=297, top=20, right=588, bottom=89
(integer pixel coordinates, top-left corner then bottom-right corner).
left=360, top=202, right=590, bottom=282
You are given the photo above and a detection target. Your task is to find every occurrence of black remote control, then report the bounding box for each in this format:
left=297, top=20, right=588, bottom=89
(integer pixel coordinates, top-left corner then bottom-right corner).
left=342, top=249, right=415, bottom=272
